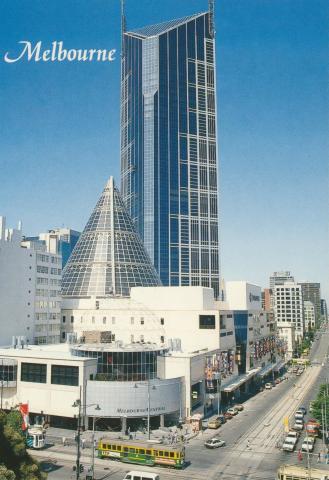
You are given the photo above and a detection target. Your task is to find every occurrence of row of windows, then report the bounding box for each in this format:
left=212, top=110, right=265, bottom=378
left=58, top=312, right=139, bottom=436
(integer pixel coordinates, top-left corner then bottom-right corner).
left=36, top=254, right=61, bottom=264
left=36, top=266, right=62, bottom=275
left=21, top=363, right=79, bottom=386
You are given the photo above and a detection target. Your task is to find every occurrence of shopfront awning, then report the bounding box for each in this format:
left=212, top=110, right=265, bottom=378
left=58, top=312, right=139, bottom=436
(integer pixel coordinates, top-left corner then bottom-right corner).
left=273, top=359, right=289, bottom=372
left=258, top=363, right=275, bottom=378
left=222, top=368, right=261, bottom=393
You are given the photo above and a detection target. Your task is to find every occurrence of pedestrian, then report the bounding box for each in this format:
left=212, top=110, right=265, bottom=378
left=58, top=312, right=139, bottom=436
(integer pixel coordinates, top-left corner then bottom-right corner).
left=62, top=436, right=66, bottom=447
left=128, top=426, right=130, bottom=435
left=317, top=452, right=321, bottom=463
left=81, top=438, right=85, bottom=450
left=247, top=440, right=250, bottom=449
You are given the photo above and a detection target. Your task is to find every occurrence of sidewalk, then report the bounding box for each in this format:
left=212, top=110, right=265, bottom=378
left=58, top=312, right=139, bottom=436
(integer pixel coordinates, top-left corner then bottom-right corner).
left=45, top=424, right=199, bottom=449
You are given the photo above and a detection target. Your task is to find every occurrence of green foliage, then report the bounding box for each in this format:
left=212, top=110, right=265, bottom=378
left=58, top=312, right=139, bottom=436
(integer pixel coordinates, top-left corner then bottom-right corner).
left=0, top=411, right=46, bottom=480
left=311, top=383, right=329, bottom=427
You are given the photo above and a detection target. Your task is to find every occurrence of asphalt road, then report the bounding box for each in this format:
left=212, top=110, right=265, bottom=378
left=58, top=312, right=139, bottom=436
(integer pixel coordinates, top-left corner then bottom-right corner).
left=33, top=327, right=329, bottom=480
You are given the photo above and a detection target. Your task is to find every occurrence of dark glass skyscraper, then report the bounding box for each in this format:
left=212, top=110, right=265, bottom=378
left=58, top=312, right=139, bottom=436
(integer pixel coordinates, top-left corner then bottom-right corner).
left=121, top=10, right=220, bottom=298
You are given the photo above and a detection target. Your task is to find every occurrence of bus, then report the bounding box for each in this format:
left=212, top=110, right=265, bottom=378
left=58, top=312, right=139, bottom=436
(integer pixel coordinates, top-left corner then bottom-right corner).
left=277, top=464, right=329, bottom=480
left=97, top=439, right=185, bottom=469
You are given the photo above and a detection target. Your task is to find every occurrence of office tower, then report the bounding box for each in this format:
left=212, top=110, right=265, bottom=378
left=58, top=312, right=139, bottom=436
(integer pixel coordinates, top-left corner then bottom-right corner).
left=269, top=271, right=294, bottom=290
left=298, top=282, right=321, bottom=326
left=273, top=282, right=304, bottom=339
left=61, top=177, right=160, bottom=298
left=321, top=299, right=328, bottom=321
left=121, top=6, right=220, bottom=298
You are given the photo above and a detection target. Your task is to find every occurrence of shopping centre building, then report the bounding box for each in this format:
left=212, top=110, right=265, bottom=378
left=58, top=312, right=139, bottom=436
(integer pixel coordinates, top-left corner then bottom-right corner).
left=0, top=179, right=287, bottom=430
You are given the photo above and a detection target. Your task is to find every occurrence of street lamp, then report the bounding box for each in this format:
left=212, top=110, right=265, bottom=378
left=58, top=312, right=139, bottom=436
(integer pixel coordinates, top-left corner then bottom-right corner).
left=72, top=387, right=100, bottom=480
left=134, top=379, right=156, bottom=440
left=90, top=408, right=101, bottom=480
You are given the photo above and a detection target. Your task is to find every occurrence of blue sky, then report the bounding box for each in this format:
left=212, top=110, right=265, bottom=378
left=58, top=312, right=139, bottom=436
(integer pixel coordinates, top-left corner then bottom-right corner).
left=1, top=0, right=328, bottom=299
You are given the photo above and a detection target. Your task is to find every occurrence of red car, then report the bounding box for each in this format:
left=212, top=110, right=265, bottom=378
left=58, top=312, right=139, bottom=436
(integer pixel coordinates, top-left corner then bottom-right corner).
left=224, top=412, right=233, bottom=420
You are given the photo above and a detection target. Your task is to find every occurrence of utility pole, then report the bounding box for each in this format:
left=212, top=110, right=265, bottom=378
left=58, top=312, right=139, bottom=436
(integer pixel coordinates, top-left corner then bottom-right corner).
left=76, top=386, right=82, bottom=480
left=147, top=378, right=151, bottom=441
left=0, top=359, right=4, bottom=410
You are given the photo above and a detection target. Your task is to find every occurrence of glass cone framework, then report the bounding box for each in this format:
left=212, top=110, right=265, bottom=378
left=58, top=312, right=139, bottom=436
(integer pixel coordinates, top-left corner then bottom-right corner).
left=121, top=10, right=220, bottom=298
left=61, top=177, right=161, bottom=298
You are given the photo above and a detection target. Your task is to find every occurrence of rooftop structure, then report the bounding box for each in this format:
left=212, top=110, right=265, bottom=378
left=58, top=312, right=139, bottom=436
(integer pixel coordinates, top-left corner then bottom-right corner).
left=61, top=177, right=160, bottom=298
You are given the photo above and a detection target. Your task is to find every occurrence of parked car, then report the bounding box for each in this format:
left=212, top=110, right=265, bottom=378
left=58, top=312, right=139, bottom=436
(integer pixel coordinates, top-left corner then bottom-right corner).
left=282, top=437, right=297, bottom=452
left=275, top=378, right=281, bottom=384
left=299, top=406, right=307, bottom=415
left=207, top=417, right=222, bottom=429
left=234, top=404, right=244, bottom=411
left=295, top=410, right=305, bottom=420
left=224, top=412, right=233, bottom=420
left=204, top=437, right=226, bottom=449
left=293, top=419, right=304, bottom=431
left=226, top=407, right=238, bottom=416
left=301, top=437, right=315, bottom=452
left=265, top=383, right=272, bottom=390
left=286, top=431, right=299, bottom=440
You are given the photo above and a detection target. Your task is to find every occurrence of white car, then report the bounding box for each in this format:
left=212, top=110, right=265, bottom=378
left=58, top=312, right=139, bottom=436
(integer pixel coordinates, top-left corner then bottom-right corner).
left=226, top=407, right=238, bottom=416
left=293, top=419, right=304, bottom=431
left=301, top=437, right=315, bottom=452
left=204, top=437, right=226, bottom=449
left=265, top=383, right=272, bottom=390
left=282, top=437, right=297, bottom=452
left=286, top=431, right=299, bottom=440
left=295, top=410, right=305, bottom=420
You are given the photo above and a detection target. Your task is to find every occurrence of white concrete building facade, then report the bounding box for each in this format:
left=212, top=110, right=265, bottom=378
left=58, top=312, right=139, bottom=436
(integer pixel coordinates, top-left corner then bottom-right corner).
left=274, top=282, right=304, bottom=340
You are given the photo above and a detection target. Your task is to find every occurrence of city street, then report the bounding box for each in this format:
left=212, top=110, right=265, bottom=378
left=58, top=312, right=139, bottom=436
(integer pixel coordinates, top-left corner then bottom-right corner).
left=31, top=328, right=329, bottom=480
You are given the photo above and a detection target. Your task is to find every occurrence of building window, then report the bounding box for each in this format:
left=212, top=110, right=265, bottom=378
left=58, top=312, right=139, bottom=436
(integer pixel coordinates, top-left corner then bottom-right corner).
left=160, top=336, right=165, bottom=343
left=141, top=319, right=144, bottom=325
left=112, top=317, right=116, bottom=325
left=70, top=316, right=74, bottom=324
left=51, top=365, right=79, bottom=386
left=92, top=317, right=95, bottom=324
left=21, top=363, right=47, bottom=383
left=0, top=364, right=17, bottom=382
left=103, top=317, right=106, bottom=324
left=199, top=315, right=216, bottom=329
left=130, top=317, right=134, bottom=325
left=62, top=316, right=66, bottom=323
left=62, top=332, right=66, bottom=340
left=160, top=318, right=164, bottom=325
left=96, top=301, right=99, bottom=310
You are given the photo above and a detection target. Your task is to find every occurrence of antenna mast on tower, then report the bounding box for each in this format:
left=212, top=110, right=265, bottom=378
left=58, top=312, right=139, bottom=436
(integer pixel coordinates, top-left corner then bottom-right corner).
left=121, top=0, right=127, bottom=55
left=209, top=0, right=215, bottom=38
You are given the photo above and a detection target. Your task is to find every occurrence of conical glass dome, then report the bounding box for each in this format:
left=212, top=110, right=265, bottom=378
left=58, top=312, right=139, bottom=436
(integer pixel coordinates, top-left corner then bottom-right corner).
left=61, top=177, right=161, bottom=297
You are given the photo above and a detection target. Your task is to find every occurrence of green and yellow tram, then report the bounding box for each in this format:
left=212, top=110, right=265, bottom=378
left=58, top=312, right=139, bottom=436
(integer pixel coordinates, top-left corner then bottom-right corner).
left=97, top=439, right=185, bottom=469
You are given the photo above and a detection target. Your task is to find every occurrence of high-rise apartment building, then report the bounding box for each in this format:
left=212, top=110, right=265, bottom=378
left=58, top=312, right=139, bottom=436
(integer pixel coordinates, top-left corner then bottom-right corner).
left=21, top=238, right=62, bottom=345
left=298, top=282, right=321, bottom=326
left=0, top=216, right=61, bottom=346
left=269, top=271, right=294, bottom=290
left=121, top=8, right=220, bottom=298
left=273, top=282, right=304, bottom=339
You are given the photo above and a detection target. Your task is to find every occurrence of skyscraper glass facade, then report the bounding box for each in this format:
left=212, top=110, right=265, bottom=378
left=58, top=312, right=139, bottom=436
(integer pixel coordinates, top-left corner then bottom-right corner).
left=121, top=12, right=220, bottom=298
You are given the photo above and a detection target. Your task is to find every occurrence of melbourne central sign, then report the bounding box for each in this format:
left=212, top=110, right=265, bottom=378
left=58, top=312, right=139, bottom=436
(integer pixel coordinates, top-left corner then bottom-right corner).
left=86, top=378, right=181, bottom=418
